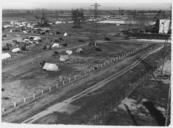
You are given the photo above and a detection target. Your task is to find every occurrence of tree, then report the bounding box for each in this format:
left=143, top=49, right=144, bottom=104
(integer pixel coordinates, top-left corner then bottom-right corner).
left=71, top=9, right=85, bottom=28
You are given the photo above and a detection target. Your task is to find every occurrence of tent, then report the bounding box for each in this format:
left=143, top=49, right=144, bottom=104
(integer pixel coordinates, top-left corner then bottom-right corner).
left=12, top=48, right=21, bottom=53
left=55, top=21, right=62, bottom=24
left=43, top=63, right=59, bottom=71
left=34, top=41, right=39, bottom=44
left=64, top=32, right=68, bottom=37
left=52, top=43, right=60, bottom=48
left=23, top=31, right=27, bottom=33
left=33, top=36, right=41, bottom=41
left=76, top=48, right=83, bottom=53
left=24, top=39, right=33, bottom=44
left=2, top=53, right=11, bottom=60
left=24, top=39, right=30, bottom=42
left=66, top=50, right=73, bottom=55
left=60, top=55, right=69, bottom=62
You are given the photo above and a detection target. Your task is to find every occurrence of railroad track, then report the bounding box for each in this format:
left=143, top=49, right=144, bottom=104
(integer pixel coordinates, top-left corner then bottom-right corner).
left=22, top=44, right=164, bottom=123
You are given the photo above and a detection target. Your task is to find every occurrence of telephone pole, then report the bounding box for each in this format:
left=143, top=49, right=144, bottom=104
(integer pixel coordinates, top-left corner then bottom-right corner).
left=91, top=2, right=101, bottom=46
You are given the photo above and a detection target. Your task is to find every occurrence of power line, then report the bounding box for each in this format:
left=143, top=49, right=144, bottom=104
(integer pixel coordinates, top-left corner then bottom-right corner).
left=91, top=3, right=101, bottom=19
left=91, top=3, right=101, bottom=46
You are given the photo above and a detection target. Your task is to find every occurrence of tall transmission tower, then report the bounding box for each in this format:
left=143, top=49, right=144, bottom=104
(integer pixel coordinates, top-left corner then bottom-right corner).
left=91, top=2, right=101, bottom=19
left=91, top=2, right=101, bottom=46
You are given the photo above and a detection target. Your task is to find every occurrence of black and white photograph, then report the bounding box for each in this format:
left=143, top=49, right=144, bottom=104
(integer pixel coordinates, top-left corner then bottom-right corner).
left=1, top=0, right=172, bottom=127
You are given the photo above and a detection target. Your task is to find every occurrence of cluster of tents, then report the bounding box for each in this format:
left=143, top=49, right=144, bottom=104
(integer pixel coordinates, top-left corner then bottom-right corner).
left=40, top=49, right=72, bottom=72
left=41, top=47, right=83, bottom=72
left=2, top=36, right=42, bottom=52
left=2, top=36, right=42, bottom=61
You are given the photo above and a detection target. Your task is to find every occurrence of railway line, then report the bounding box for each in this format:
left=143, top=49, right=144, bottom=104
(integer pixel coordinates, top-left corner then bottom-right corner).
left=21, top=44, right=164, bottom=123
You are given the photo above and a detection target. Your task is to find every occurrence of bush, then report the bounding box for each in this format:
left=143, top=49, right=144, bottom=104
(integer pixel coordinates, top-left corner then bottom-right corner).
left=53, top=51, right=59, bottom=56
left=62, top=43, right=68, bottom=47
left=95, top=47, right=102, bottom=52
left=104, top=37, right=111, bottom=41
left=21, top=45, right=27, bottom=51
left=78, top=39, right=85, bottom=42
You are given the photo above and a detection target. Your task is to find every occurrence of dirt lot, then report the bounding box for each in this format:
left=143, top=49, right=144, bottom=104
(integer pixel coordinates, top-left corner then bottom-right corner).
left=2, top=18, right=131, bottom=110
left=2, top=11, right=171, bottom=125
left=33, top=44, right=170, bottom=125
left=2, top=40, right=143, bottom=110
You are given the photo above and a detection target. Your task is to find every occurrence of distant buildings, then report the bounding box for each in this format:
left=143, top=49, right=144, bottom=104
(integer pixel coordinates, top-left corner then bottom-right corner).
left=159, top=19, right=171, bottom=34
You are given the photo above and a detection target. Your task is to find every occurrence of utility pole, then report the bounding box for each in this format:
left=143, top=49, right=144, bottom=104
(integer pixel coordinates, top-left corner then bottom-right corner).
left=118, top=8, right=120, bottom=18
left=91, top=2, right=101, bottom=46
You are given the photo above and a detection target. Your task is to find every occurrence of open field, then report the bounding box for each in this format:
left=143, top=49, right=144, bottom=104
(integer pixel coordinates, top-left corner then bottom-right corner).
left=32, top=45, right=171, bottom=125
left=2, top=8, right=171, bottom=126
left=2, top=41, right=143, bottom=110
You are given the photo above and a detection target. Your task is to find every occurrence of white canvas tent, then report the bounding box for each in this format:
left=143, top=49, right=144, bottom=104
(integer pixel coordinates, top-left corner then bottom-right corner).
left=64, top=32, right=68, bottom=37
left=23, top=31, right=27, bottom=33
left=43, top=63, right=59, bottom=71
left=55, top=21, right=62, bottom=24
left=66, top=50, right=73, bottom=55
left=52, top=43, right=60, bottom=48
left=33, top=36, right=41, bottom=41
left=2, top=53, right=11, bottom=60
left=12, top=48, right=21, bottom=53
left=60, top=55, right=69, bottom=62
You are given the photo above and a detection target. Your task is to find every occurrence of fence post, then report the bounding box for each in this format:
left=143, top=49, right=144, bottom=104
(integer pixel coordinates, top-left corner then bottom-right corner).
left=33, top=93, right=36, bottom=99
left=23, top=98, right=26, bottom=103
left=49, top=87, right=51, bottom=92
left=41, top=90, right=44, bottom=94
left=74, top=75, right=76, bottom=80
left=2, top=108, right=5, bottom=113
left=68, top=78, right=71, bottom=83
left=13, top=102, right=16, bottom=108
left=55, top=83, right=58, bottom=88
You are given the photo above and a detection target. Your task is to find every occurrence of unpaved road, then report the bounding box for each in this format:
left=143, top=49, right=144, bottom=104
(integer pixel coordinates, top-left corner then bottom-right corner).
left=22, top=45, right=164, bottom=123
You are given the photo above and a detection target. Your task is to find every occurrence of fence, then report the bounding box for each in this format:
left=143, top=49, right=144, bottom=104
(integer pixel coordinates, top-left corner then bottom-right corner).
left=2, top=44, right=153, bottom=115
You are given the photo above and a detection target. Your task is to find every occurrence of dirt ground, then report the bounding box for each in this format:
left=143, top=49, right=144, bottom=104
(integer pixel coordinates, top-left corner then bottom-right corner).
left=2, top=41, right=143, bottom=110
left=31, top=44, right=170, bottom=125
left=2, top=11, right=171, bottom=125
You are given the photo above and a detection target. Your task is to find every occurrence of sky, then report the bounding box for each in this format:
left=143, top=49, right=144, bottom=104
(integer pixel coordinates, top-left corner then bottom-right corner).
left=2, top=0, right=172, bottom=10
